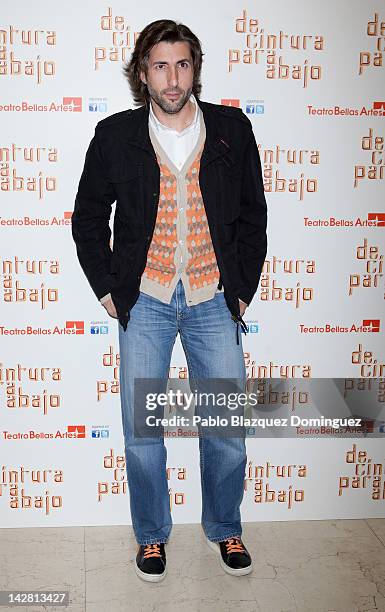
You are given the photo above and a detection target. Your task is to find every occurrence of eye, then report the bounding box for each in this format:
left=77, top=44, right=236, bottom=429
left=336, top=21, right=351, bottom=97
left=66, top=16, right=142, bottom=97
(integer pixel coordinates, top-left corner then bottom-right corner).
left=179, top=61, right=189, bottom=68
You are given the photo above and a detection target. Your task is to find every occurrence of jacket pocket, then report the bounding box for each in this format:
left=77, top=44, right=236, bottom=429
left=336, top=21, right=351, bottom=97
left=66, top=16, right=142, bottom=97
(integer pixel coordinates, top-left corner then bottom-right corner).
left=109, top=162, right=143, bottom=183
left=110, top=164, right=145, bottom=227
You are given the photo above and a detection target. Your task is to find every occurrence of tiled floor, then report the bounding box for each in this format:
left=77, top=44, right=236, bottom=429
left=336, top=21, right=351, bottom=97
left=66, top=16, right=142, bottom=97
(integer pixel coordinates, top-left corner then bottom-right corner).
left=1, top=519, right=385, bottom=611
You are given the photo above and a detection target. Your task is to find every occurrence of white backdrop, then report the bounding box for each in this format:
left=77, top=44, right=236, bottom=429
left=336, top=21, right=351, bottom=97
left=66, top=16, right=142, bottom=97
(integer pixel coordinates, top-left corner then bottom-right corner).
left=1, top=1, right=384, bottom=528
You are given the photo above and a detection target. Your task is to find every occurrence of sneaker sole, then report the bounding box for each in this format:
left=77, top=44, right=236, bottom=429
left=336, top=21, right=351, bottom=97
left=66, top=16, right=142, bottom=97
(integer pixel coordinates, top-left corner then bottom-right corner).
left=135, top=562, right=167, bottom=582
left=206, top=537, right=253, bottom=576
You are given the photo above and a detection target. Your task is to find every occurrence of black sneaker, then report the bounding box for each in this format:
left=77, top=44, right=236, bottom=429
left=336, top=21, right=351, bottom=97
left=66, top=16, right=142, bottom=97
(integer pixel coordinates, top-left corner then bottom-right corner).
left=135, top=542, right=167, bottom=582
left=206, top=535, right=253, bottom=575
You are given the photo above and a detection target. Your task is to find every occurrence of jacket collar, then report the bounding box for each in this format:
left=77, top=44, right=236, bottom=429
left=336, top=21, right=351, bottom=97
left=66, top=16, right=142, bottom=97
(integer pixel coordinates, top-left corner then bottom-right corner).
left=119, top=98, right=232, bottom=168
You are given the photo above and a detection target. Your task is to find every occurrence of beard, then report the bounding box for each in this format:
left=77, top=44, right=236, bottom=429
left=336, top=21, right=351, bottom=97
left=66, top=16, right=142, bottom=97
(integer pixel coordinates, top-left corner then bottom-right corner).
left=147, top=83, right=193, bottom=114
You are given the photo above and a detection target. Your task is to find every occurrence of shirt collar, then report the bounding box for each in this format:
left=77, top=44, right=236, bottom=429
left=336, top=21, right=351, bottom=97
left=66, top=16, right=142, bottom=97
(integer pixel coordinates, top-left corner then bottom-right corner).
left=149, top=93, right=199, bottom=135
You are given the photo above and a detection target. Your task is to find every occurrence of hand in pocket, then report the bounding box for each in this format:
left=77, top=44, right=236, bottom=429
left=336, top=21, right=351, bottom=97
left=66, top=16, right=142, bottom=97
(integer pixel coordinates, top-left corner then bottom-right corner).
left=102, top=297, right=118, bottom=319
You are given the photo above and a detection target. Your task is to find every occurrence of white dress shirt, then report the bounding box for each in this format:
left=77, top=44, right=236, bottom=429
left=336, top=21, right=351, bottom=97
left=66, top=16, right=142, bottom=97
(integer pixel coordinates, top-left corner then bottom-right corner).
left=148, top=92, right=200, bottom=170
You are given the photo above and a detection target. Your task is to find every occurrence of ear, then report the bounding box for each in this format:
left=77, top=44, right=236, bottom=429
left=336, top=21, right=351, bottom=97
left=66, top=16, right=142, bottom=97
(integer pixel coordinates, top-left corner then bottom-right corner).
left=140, top=70, right=147, bottom=85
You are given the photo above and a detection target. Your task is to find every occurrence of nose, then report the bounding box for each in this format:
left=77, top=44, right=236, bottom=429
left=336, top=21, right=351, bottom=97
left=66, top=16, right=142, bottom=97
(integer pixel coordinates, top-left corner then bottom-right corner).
left=167, top=65, right=178, bottom=88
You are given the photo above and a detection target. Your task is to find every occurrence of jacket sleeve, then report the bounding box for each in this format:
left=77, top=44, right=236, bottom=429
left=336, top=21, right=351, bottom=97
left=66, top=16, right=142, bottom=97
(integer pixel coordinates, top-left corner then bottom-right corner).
left=71, top=127, right=117, bottom=300
left=100, top=292, right=112, bottom=304
left=237, top=125, right=268, bottom=306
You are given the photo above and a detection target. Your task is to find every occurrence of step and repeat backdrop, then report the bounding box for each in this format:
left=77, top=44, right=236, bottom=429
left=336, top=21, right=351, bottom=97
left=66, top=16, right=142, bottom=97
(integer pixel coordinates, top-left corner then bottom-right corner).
left=1, top=1, right=384, bottom=528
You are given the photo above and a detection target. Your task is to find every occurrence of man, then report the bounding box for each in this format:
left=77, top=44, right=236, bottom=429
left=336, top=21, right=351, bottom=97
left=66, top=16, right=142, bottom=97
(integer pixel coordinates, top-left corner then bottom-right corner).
left=72, top=19, right=267, bottom=582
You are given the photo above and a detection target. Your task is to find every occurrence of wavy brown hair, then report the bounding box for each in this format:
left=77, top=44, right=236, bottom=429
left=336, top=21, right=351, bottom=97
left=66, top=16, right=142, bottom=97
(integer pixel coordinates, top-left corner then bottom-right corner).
left=123, top=19, right=204, bottom=106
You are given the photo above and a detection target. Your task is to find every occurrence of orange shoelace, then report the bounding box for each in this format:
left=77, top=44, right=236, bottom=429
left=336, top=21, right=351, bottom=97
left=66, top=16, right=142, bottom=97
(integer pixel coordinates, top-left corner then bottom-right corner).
left=224, top=537, right=245, bottom=554
left=143, top=543, right=162, bottom=558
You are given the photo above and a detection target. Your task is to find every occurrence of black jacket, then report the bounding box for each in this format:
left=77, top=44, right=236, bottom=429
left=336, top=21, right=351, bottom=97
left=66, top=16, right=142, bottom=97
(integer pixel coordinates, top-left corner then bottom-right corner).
left=71, top=99, right=267, bottom=335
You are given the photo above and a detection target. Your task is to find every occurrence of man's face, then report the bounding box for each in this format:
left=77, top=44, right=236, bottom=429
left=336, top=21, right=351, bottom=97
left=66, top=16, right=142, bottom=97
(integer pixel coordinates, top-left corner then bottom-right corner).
left=140, top=41, right=194, bottom=114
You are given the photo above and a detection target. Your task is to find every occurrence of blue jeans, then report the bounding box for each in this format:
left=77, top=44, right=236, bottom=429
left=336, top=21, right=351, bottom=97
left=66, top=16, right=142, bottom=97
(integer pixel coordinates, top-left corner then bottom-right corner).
left=118, top=279, right=247, bottom=545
